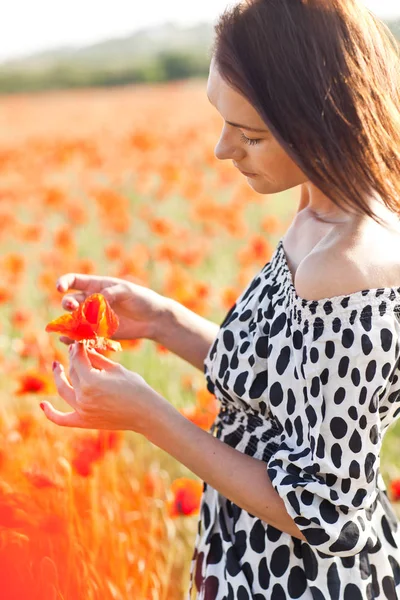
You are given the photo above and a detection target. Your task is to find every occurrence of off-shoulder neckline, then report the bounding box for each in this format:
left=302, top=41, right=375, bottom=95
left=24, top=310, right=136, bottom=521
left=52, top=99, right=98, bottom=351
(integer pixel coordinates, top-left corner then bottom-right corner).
left=276, top=237, right=400, bottom=310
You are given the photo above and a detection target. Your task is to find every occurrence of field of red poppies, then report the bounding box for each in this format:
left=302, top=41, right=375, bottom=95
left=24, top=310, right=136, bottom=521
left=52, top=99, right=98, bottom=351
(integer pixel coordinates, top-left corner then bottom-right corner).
left=1, top=79, right=400, bottom=599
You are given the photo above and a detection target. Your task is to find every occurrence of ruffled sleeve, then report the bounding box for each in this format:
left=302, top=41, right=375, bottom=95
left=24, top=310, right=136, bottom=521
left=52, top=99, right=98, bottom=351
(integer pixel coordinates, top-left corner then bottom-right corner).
left=267, top=305, right=400, bottom=557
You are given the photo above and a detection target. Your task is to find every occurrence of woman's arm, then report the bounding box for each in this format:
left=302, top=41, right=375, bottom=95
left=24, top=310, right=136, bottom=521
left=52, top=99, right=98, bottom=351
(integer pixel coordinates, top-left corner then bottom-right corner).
left=145, top=393, right=306, bottom=541
left=156, top=298, right=220, bottom=372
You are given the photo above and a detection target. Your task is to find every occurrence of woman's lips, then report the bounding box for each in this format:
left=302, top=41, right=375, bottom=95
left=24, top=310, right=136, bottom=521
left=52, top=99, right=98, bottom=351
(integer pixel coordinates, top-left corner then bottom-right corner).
left=233, top=163, right=257, bottom=177
left=234, top=164, right=257, bottom=176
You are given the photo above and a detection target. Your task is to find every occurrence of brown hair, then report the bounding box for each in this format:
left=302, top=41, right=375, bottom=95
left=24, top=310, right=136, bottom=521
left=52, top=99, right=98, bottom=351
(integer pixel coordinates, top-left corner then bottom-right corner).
left=211, top=0, right=400, bottom=226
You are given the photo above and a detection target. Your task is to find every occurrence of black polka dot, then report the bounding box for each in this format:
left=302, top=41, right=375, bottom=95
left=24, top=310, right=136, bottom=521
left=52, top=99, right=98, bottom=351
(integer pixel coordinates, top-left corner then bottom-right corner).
left=352, top=488, right=367, bottom=508
left=327, top=563, right=341, bottom=600
left=249, top=370, right=268, bottom=399
left=382, top=575, right=397, bottom=600
left=206, top=533, right=223, bottom=565
left=249, top=520, right=266, bottom=553
left=341, top=555, right=355, bottom=568
left=271, top=583, right=287, bottom=599
left=267, top=525, right=282, bottom=542
left=344, top=583, right=363, bottom=600
left=218, top=506, right=231, bottom=543
left=237, top=585, right=250, bottom=600
left=288, top=566, right=307, bottom=598
left=204, top=576, right=219, bottom=598
left=233, top=371, right=248, bottom=396
left=329, top=521, right=360, bottom=553
left=320, top=500, right=339, bottom=524
left=382, top=515, right=398, bottom=548
left=389, top=555, right=400, bottom=585
left=195, top=551, right=204, bottom=592
left=241, top=562, right=254, bottom=589
left=349, top=429, right=362, bottom=453
left=234, top=530, right=247, bottom=561
left=370, top=424, right=379, bottom=445
left=226, top=547, right=241, bottom=577
left=270, top=545, right=290, bottom=577
left=223, top=330, right=235, bottom=351
left=203, top=502, right=211, bottom=529
left=258, top=557, right=270, bottom=589
left=303, top=528, right=330, bottom=546
left=365, top=453, right=376, bottom=483
left=331, top=443, right=342, bottom=468
left=349, top=460, right=360, bottom=479
left=255, top=337, right=268, bottom=359
left=270, top=381, right=284, bottom=407
left=310, top=588, right=326, bottom=600
left=330, top=417, right=348, bottom=439
left=334, top=387, right=346, bottom=404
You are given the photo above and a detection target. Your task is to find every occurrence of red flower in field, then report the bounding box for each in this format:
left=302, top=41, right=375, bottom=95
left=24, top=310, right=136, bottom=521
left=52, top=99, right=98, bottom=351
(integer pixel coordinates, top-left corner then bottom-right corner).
left=167, top=478, right=203, bottom=517
left=15, top=371, right=56, bottom=395
left=71, top=454, right=94, bottom=477
left=95, top=430, right=124, bottom=453
left=10, top=308, right=32, bottom=329
left=45, top=293, right=121, bottom=351
left=390, top=479, right=400, bottom=501
left=22, top=468, right=61, bottom=490
left=179, top=389, right=219, bottom=431
left=70, top=430, right=124, bottom=477
left=16, top=414, right=37, bottom=438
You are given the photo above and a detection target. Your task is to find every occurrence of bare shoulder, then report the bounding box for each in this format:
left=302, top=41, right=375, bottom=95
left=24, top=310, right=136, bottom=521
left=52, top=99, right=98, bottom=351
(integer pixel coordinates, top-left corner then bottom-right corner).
left=294, top=235, right=400, bottom=302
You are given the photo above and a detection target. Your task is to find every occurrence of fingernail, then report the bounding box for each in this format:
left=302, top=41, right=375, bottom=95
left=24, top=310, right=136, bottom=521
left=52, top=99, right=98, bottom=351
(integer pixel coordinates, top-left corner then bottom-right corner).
left=52, top=361, right=58, bottom=370
left=39, top=403, right=45, bottom=412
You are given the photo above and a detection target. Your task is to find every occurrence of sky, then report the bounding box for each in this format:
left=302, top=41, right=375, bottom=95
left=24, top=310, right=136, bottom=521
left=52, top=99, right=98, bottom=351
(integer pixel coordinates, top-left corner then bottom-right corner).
left=0, top=0, right=399, bottom=63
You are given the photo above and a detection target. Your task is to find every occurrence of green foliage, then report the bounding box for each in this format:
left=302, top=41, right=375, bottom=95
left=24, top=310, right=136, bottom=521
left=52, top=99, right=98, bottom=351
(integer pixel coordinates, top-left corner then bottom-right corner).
left=0, top=52, right=210, bottom=94
left=0, top=18, right=399, bottom=95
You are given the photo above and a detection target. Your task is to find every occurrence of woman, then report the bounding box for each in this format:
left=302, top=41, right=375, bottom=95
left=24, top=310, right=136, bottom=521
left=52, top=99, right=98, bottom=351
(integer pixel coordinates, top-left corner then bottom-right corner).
left=42, top=0, right=400, bottom=598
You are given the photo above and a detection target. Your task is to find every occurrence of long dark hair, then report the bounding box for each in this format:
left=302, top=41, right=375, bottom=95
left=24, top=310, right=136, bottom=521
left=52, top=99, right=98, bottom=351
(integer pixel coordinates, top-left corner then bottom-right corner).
left=211, top=0, right=400, bottom=226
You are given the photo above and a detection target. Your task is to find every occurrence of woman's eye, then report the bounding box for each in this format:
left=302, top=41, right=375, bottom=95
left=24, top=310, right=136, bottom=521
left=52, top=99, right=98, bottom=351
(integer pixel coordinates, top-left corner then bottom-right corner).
left=240, top=132, right=261, bottom=146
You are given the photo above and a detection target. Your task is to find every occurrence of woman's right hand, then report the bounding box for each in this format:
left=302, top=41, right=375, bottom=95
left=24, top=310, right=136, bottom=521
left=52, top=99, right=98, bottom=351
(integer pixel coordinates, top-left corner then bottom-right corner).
left=56, top=273, right=171, bottom=345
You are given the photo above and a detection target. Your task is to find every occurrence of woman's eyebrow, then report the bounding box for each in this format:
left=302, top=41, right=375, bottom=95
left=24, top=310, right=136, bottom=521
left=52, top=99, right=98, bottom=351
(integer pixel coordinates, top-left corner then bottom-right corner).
left=207, top=94, right=268, bottom=133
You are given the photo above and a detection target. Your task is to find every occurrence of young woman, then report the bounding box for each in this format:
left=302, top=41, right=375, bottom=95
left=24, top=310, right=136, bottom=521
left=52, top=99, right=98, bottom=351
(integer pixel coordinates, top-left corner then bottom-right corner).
left=42, top=1, right=400, bottom=598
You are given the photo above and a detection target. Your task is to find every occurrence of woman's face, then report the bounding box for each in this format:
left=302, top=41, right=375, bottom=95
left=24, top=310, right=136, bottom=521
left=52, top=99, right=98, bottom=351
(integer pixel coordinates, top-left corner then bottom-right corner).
left=207, top=57, right=308, bottom=194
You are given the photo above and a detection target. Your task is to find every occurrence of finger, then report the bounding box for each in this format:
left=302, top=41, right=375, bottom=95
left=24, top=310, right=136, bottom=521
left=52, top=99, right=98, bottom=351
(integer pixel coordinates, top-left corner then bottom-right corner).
left=101, top=283, right=126, bottom=305
left=59, top=336, right=74, bottom=346
left=40, top=402, right=84, bottom=428
left=56, top=274, right=102, bottom=294
left=87, top=348, right=119, bottom=371
left=68, top=363, right=81, bottom=391
left=61, top=292, right=88, bottom=311
left=69, top=342, right=93, bottom=381
left=53, top=363, right=78, bottom=409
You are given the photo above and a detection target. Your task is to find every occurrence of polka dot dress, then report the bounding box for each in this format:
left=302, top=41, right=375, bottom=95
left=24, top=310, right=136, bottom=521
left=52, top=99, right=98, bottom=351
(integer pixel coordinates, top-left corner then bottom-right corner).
left=186, top=237, right=400, bottom=600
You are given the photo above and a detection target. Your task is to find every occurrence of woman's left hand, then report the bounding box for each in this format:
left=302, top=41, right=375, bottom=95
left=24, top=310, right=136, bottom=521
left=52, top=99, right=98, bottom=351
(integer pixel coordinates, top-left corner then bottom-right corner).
left=40, top=341, right=163, bottom=434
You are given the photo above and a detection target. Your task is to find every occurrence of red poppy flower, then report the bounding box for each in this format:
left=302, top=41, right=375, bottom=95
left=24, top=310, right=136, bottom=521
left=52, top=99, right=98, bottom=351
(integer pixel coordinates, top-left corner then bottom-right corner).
left=45, top=293, right=121, bottom=351
left=15, top=371, right=56, bottom=395
left=167, top=478, right=203, bottom=517
left=390, top=479, right=400, bottom=501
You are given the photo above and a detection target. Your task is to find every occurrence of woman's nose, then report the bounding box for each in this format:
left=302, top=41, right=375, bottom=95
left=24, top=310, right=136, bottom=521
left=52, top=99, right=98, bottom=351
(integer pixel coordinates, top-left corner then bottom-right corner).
left=214, top=132, right=245, bottom=161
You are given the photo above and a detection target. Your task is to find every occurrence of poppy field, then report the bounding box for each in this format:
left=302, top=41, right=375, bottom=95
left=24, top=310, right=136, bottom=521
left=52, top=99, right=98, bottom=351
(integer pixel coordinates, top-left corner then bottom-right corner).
left=1, top=79, right=400, bottom=599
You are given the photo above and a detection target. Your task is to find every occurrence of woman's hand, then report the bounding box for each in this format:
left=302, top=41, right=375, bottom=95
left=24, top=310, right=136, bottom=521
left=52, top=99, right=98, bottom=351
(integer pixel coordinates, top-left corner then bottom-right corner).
left=56, top=273, right=171, bottom=345
left=40, top=342, right=165, bottom=434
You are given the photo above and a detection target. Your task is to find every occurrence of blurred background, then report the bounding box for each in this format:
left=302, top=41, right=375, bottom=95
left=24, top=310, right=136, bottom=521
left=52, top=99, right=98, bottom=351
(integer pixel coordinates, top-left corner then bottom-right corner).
left=1, top=0, right=400, bottom=94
